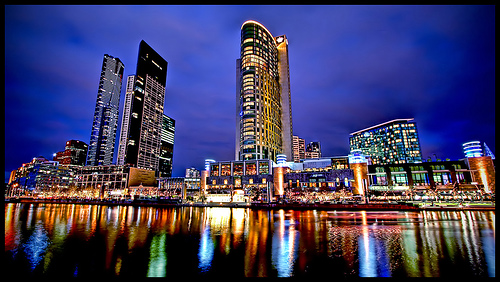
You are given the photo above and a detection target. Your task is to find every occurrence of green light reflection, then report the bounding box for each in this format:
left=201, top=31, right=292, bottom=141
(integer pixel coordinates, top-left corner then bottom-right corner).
left=147, top=233, right=167, bottom=277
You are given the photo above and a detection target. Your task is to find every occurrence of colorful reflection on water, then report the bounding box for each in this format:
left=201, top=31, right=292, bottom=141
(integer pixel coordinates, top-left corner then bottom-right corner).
left=4, top=203, right=495, bottom=277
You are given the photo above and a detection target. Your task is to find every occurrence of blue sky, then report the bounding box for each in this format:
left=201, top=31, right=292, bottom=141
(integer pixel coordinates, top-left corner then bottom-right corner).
left=4, top=5, right=495, bottom=180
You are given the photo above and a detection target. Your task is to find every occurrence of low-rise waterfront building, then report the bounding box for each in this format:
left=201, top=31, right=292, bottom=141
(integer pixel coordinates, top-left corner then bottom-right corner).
left=366, top=157, right=495, bottom=200
left=202, top=157, right=356, bottom=203
left=203, top=159, right=274, bottom=202
left=73, top=165, right=130, bottom=199
left=7, top=149, right=494, bottom=203
left=8, top=157, right=76, bottom=196
left=8, top=159, right=158, bottom=199
left=156, top=176, right=201, bottom=201
left=201, top=152, right=495, bottom=203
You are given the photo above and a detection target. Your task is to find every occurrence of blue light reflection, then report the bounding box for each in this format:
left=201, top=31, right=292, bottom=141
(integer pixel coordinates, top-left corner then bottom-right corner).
left=271, top=210, right=299, bottom=277
left=23, top=221, right=50, bottom=270
left=198, top=226, right=214, bottom=272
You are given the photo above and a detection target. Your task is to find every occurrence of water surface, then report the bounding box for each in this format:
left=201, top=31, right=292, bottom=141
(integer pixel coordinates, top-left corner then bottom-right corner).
left=4, top=203, right=495, bottom=277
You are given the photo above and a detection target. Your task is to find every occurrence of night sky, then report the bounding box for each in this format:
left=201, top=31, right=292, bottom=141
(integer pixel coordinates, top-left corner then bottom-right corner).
left=5, top=5, right=495, bottom=181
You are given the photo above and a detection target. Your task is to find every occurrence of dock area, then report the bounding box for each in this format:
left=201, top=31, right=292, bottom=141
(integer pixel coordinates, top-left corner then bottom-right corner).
left=5, top=198, right=495, bottom=211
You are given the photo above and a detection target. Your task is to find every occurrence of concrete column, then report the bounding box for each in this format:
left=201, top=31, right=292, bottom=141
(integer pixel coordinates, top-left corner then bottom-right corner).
left=467, top=156, right=495, bottom=193
left=351, top=162, right=368, bottom=196
left=273, top=166, right=285, bottom=199
left=201, top=170, right=209, bottom=196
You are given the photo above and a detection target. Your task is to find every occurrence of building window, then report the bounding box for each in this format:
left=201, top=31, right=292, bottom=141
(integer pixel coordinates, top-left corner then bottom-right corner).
left=392, top=174, right=408, bottom=185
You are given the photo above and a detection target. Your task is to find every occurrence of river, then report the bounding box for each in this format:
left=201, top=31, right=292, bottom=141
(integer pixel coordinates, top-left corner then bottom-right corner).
left=4, top=203, right=495, bottom=277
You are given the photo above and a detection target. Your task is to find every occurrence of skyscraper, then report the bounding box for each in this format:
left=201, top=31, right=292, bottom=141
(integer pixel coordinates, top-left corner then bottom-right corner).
left=116, top=75, right=135, bottom=166
left=118, top=40, right=168, bottom=172
left=158, top=114, right=175, bottom=177
left=87, top=54, right=124, bottom=166
left=236, top=20, right=293, bottom=162
left=349, top=118, right=422, bottom=165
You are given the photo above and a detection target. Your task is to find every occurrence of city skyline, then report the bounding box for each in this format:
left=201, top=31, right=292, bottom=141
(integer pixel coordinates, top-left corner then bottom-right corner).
left=5, top=5, right=495, bottom=181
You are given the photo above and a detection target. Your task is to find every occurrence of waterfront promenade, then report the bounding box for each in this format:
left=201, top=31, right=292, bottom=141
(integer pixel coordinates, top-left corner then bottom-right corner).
left=5, top=197, right=495, bottom=211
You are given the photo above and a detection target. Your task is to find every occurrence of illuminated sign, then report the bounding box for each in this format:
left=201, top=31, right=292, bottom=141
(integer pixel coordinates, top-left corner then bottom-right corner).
left=463, top=141, right=483, bottom=158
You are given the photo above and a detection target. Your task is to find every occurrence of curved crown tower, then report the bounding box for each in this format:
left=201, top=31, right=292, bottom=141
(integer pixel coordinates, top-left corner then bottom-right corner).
left=236, top=20, right=293, bottom=162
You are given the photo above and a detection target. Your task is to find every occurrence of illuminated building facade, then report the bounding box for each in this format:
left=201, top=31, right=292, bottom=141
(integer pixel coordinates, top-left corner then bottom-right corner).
left=305, top=141, right=321, bottom=159
left=205, top=159, right=274, bottom=202
left=366, top=160, right=479, bottom=196
left=157, top=176, right=201, bottom=200
left=119, top=40, right=168, bottom=172
left=348, top=149, right=369, bottom=164
left=185, top=167, right=200, bottom=178
left=236, top=20, right=293, bottom=163
left=203, top=158, right=355, bottom=203
left=87, top=54, right=124, bottom=166
left=53, top=140, right=88, bottom=166
left=74, top=165, right=130, bottom=198
left=9, top=156, right=76, bottom=192
left=466, top=156, right=495, bottom=193
left=158, top=114, right=175, bottom=177
left=463, top=141, right=483, bottom=158
left=117, top=75, right=136, bottom=166
left=349, top=118, right=422, bottom=165
left=292, top=135, right=305, bottom=162
left=463, top=141, right=495, bottom=159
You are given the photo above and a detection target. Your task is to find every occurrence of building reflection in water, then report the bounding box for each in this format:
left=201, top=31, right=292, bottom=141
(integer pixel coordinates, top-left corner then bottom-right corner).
left=4, top=203, right=496, bottom=277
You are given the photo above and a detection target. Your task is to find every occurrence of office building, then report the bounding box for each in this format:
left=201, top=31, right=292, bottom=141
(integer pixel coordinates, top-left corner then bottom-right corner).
left=9, top=156, right=75, bottom=192
left=185, top=167, right=200, bottom=178
left=87, top=54, right=124, bottom=166
left=53, top=140, right=88, bottom=166
left=236, top=20, right=293, bottom=162
left=305, top=141, right=321, bottom=159
left=117, top=75, right=135, bottom=166
left=158, top=114, right=175, bottom=177
left=293, top=135, right=305, bottom=162
left=349, top=118, right=422, bottom=165
left=118, top=40, right=168, bottom=172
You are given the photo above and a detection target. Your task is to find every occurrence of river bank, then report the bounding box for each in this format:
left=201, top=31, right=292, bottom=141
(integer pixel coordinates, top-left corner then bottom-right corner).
left=5, top=197, right=495, bottom=211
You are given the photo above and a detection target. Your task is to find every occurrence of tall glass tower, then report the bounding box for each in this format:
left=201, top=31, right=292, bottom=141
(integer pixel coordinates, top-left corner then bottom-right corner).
left=236, top=20, right=293, bottom=162
left=119, top=40, right=168, bottom=172
left=87, top=54, right=124, bottom=166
